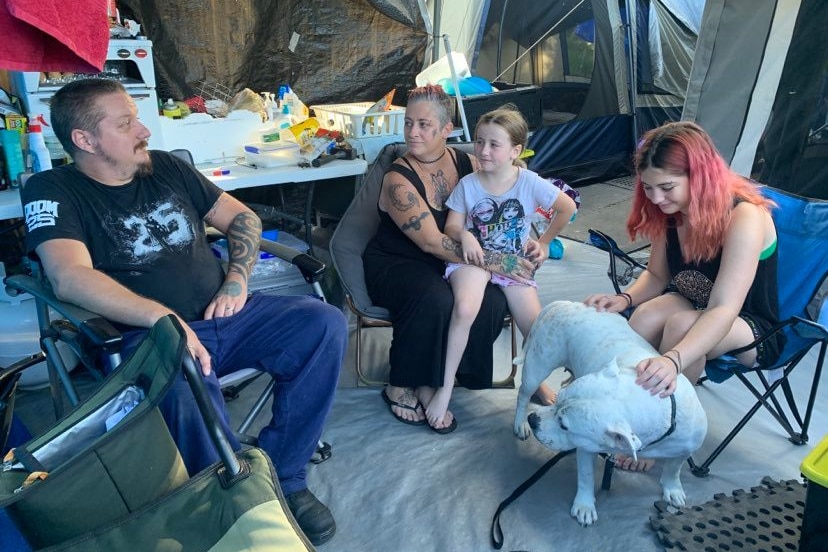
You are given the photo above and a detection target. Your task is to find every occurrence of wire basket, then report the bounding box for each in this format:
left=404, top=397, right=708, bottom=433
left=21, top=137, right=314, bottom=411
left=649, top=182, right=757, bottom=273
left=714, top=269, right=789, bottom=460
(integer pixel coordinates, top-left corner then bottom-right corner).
left=193, top=80, right=234, bottom=117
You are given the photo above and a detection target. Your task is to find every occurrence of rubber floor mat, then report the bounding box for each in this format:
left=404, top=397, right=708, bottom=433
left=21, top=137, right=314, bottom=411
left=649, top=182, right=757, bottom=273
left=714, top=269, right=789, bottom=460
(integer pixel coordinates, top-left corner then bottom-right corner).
left=650, top=476, right=806, bottom=551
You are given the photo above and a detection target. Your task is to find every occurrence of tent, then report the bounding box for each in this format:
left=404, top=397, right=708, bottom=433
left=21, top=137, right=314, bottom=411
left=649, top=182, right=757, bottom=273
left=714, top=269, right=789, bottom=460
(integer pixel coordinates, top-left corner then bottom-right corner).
left=15, top=1, right=823, bottom=195
left=109, top=0, right=702, bottom=184
left=469, top=0, right=703, bottom=183
left=684, top=0, right=828, bottom=199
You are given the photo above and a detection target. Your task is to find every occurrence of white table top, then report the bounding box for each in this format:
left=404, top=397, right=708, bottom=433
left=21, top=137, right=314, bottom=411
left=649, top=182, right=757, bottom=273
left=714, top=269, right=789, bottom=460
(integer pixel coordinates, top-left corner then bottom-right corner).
left=0, top=158, right=368, bottom=222
left=0, top=188, right=22, bottom=221
left=198, top=157, right=368, bottom=191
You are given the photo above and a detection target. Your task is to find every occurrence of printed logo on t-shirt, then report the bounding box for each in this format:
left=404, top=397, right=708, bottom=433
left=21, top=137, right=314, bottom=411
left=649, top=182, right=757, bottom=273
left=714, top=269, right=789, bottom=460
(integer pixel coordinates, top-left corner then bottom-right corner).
left=470, top=197, right=526, bottom=253
left=24, top=199, right=60, bottom=231
left=113, top=199, right=194, bottom=260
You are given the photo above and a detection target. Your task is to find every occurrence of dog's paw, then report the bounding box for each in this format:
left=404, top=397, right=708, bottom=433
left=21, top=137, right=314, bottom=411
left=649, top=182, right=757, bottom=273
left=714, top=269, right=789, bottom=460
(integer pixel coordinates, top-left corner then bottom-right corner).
left=571, top=501, right=598, bottom=526
left=662, top=485, right=687, bottom=507
left=514, top=420, right=532, bottom=440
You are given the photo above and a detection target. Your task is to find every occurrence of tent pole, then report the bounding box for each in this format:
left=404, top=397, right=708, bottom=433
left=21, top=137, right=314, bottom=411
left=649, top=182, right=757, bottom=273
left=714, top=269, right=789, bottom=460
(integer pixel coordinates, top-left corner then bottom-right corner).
left=433, top=0, right=442, bottom=63
left=443, top=33, right=472, bottom=142
left=624, top=0, right=638, bottom=144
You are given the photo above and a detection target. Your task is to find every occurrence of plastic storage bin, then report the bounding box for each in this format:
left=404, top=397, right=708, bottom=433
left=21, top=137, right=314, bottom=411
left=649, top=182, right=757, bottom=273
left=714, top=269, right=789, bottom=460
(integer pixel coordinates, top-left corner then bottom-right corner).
left=800, top=435, right=828, bottom=552
left=311, top=103, right=405, bottom=138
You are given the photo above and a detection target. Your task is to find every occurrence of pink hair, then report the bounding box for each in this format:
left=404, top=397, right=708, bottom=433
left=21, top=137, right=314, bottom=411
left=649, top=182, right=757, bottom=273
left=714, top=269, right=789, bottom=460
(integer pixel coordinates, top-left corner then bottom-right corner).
left=627, top=121, right=773, bottom=263
left=407, top=84, right=453, bottom=126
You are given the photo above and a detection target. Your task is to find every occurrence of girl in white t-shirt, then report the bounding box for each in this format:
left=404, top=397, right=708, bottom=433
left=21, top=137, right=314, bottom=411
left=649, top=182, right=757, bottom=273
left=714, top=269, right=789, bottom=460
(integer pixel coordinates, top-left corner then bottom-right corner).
left=425, top=106, right=577, bottom=428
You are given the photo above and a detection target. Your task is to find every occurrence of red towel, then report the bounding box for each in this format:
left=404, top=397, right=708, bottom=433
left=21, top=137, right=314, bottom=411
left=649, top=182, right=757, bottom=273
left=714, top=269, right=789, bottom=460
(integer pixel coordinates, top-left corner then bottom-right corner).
left=0, top=0, right=108, bottom=72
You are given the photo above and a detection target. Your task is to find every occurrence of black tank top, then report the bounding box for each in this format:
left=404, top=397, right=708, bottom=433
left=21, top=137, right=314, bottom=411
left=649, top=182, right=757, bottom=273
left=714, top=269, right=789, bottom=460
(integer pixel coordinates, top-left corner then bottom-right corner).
left=365, top=148, right=474, bottom=266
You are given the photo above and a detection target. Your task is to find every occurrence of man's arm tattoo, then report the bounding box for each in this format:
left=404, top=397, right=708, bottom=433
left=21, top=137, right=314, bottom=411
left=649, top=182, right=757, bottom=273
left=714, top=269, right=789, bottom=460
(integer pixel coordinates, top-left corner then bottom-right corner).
left=400, top=211, right=429, bottom=232
left=224, top=211, right=262, bottom=285
left=204, top=194, right=226, bottom=227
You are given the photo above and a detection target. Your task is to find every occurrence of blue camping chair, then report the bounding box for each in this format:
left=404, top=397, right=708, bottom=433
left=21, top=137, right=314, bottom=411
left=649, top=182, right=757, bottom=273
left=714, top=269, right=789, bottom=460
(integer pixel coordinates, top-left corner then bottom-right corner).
left=589, top=185, right=828, bottom=477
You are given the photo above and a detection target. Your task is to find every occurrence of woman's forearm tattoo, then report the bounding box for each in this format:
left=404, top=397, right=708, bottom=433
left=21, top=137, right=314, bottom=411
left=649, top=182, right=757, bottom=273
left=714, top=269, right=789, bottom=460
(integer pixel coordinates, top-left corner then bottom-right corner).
left=226, top=211, right=262, bottom=282
left=483, top=250, right=519, bottom=274
left=442, top=236, right=462, bottom=257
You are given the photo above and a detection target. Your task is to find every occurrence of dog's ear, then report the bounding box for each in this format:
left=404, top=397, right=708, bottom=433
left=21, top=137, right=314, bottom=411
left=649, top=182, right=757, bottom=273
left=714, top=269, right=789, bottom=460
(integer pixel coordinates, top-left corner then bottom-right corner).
left=605, top=421, right=642, bottom=460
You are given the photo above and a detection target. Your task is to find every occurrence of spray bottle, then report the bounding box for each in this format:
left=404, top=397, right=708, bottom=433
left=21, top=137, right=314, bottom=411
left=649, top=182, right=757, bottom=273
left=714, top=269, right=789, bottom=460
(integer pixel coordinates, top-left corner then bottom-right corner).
left=27, top=114, right=52, bottom=173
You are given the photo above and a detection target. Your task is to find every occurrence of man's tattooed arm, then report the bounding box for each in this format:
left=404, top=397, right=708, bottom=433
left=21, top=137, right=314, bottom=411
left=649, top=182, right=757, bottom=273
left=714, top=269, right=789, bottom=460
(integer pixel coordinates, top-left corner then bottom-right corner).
left=222, top=211, right=262, bottom=295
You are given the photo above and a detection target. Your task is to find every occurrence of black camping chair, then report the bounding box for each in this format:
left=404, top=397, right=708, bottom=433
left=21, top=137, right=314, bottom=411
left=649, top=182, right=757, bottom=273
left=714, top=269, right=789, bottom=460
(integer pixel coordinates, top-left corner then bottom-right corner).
left=329, top=141, right=519, bottom=387
left=3, top=150, right=329, bottom=457
left=588, top=185, right=828, bottom=476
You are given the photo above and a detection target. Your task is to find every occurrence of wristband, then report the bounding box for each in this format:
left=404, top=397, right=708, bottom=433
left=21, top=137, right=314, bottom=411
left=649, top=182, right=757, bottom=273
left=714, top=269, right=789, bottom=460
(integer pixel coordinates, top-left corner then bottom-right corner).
left=663, top=354, right=680, bottom=375
left=617, top=292, right=632, bottom=308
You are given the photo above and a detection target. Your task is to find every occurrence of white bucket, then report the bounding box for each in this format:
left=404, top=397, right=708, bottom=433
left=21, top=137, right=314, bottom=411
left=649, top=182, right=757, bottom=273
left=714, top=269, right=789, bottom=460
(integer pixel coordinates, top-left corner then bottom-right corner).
left=415, top=52, right=471, bottom=87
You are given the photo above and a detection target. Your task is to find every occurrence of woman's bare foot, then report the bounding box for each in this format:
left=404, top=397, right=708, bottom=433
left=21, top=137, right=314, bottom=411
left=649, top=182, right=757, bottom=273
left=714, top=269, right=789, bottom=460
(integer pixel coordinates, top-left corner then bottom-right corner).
left=417, top=386, right=455, bottom=430
left=612, top=454, right=656, bottom=472
left=382, top=386, right=426, bottom=425
left=531, top=382, right=558, bottom=406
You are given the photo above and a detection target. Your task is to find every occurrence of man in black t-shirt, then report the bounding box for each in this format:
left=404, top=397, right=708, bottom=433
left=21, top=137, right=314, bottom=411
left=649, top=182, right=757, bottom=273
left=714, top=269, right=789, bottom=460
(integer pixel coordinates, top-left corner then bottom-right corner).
left=21, top=79, right=345, bottom=546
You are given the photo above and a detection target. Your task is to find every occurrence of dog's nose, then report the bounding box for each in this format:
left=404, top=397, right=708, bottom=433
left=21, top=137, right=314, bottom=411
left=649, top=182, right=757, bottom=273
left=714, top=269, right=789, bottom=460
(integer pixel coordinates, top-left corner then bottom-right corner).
left=528, top=412, right=540, bottom=429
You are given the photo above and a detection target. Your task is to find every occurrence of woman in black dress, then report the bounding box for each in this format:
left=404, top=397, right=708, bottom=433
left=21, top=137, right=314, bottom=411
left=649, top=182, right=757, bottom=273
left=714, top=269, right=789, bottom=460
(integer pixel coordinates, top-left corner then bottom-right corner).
left=363, top=85, right=544, bottom=433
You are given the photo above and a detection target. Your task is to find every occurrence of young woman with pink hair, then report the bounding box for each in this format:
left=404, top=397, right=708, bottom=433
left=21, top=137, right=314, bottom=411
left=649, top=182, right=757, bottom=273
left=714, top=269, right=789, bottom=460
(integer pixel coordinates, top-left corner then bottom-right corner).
left=585, top=121, right=784, bottom=470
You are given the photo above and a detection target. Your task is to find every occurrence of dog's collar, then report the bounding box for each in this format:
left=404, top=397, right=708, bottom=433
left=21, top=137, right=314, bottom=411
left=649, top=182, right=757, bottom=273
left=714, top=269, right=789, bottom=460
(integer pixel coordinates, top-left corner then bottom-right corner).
left=641, top=394, right=677, bottom=449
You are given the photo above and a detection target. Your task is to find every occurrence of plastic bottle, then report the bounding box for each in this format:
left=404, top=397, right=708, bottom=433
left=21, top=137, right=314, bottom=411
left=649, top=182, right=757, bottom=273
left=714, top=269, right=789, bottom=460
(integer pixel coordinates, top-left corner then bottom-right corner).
left=274, top=104, right=293, bottom=130
left=283, top=86, right=309, bottom=122
left=162, top=99, right=181, bottom=119
left=261, top=92, right=274, bottom=121
left=27, top=115, right=52, bottom=173
left=0, top=130, right=26, bottom=186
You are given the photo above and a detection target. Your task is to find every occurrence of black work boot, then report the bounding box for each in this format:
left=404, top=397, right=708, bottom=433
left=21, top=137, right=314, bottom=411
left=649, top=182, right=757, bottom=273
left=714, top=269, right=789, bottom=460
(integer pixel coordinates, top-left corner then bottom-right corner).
left=286, top=488, right=336, bottom=545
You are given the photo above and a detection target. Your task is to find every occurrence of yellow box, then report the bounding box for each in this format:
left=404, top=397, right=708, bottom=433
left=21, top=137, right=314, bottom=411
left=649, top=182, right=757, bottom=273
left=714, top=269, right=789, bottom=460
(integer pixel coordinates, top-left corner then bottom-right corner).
left=800, top=435, right=828, bottom=551
left=4, top=114, right=27, bottom=134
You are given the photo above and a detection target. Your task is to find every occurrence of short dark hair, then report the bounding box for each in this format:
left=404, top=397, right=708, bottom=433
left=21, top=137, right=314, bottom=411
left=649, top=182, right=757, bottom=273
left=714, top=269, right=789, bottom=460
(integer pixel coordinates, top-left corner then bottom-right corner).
left=50, top=79, right=127, bottom=157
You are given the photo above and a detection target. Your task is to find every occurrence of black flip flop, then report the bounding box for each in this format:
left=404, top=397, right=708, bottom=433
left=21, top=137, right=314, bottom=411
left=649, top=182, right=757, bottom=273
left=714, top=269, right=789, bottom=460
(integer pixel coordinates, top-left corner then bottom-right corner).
left=428, top=415, right=458, bottom=434
left=382, top=388, right=426, bottom=426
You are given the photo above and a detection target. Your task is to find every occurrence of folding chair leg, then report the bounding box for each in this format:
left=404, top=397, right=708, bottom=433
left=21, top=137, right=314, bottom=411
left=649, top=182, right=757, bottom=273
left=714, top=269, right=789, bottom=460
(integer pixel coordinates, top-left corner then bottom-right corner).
left=688, top=365, right=811, bottom=477
left=42, top=336, right=80, bottom=418
left=493, top=317, right=518, bottom=388
left=795, top=340, right=826, bottom=444
left=237, top=378, right=276, bottom=436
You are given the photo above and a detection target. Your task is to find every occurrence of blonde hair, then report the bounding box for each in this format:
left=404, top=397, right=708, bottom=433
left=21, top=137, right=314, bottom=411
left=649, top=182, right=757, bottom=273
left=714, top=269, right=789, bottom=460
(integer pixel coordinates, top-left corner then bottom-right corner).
left=474, top=104, right=528, bottom=166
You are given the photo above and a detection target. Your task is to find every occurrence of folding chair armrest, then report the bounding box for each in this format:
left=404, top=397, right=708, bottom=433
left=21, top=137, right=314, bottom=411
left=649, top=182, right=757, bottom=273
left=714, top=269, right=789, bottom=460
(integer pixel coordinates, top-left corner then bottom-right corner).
left=722, top=315, right=826, bottom=358
left=206, top=228, right=326, bottom=284
left=259, top=238, right=326, bottom=284
left=790, top=316, right=828, bottom=341
left=4, top=274, right=122, bottom=350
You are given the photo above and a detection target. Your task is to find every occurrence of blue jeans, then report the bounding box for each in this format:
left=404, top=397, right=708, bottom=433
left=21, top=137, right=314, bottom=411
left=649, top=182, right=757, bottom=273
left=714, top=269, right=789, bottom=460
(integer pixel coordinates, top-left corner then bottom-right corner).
left=121, top=293, right=346, bottom=495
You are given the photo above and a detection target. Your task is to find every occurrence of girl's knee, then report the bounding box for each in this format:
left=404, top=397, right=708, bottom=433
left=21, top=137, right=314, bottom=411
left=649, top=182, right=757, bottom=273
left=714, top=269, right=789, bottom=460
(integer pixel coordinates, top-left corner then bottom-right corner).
left=452, top=295, right=483, bottom=324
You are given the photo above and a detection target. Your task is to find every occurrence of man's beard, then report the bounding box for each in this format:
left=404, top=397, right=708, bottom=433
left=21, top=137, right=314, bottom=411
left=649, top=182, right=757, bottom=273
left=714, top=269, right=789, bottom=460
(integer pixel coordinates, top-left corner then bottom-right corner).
left=136, top=158, right=153, bottom=177
left=99, top=141, right=153, bottom=177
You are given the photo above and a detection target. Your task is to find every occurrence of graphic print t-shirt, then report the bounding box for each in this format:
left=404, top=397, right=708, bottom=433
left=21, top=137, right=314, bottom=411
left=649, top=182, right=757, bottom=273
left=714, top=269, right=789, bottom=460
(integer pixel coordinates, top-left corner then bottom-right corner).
left=22, top=150, right=225, bottom=322
left=445, top=168, right=560, bottom=254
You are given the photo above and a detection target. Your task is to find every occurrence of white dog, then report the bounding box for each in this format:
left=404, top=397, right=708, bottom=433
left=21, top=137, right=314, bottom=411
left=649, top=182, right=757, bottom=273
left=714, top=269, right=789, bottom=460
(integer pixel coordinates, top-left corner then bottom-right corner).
left=513, top=301, right=707, bottom=526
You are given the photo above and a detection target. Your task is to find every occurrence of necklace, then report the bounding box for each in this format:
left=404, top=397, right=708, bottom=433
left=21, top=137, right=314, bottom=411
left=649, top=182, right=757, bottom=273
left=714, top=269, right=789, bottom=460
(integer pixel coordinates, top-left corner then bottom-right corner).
left=411, top=148, right=447, bottom=165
